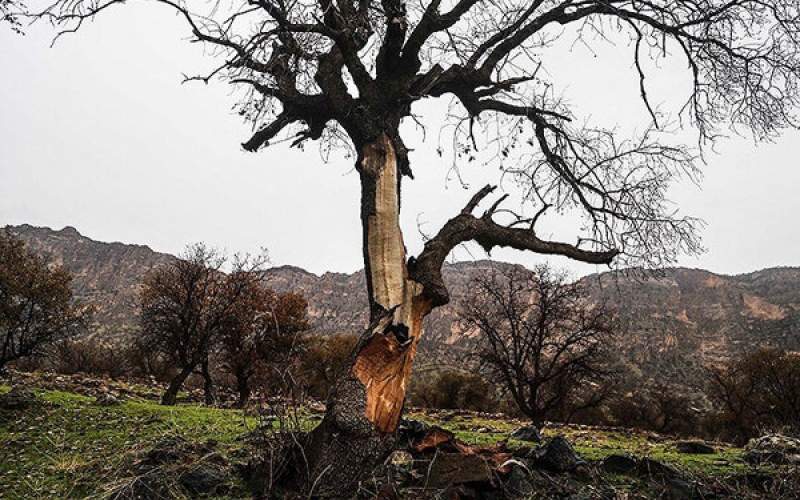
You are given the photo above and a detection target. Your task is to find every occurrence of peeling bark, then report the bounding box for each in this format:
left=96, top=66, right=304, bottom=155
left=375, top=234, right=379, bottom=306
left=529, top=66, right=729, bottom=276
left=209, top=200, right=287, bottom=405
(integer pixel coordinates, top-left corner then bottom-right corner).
left=298, top=133, right=432, bottom=496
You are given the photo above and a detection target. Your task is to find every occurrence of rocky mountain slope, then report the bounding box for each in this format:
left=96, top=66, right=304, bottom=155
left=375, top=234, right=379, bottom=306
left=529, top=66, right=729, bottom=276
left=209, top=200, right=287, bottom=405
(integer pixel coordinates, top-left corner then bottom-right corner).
left=6, top=225, right=799, bottom=376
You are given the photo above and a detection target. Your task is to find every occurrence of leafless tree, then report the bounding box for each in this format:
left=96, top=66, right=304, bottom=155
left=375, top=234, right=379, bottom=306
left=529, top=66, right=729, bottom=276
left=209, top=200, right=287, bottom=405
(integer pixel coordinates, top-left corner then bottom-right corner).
left=31, top=0, right=800, bottom=493
left=460, top=264, right=615, bottom=425
left=0, top=229, right=89, bottom=375
left=139, top=244, right=268, bottom=405
left=1, top=0, right=26, bottom=33
left=708, top=348, right=800, bottom=443
left=217, top=282, right=309, bottom=408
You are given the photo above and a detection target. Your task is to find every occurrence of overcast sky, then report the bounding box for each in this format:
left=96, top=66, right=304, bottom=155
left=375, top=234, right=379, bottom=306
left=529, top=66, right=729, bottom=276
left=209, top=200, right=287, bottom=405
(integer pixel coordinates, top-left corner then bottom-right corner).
left=2, top=5, right=799, bottom=277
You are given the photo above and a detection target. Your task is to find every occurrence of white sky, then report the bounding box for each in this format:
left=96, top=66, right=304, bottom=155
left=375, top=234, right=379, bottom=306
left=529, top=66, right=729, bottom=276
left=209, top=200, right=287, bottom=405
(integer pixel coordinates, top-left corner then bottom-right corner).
left=1, top=5, right=799, bottom=277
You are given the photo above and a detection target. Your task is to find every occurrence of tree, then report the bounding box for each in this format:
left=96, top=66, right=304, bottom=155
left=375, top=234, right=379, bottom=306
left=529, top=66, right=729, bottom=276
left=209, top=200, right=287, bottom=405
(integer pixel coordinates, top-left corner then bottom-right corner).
left=139, top=244, right=268, bottom=405
left=708, top=348, right=800, bottom=443
left=460, top=264, right=614, bottom=425
left=1, top=0, right=26, bottom=33
left=218, top=280, right=309, bottom=408
left=0, top=229, right=88, bottom=374
left=35, top=0, right=800, bottom=493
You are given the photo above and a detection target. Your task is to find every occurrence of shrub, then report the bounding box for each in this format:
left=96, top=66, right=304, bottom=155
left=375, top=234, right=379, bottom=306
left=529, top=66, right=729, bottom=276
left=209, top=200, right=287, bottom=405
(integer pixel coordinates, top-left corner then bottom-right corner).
left=408, top=369, right=496, bottom=412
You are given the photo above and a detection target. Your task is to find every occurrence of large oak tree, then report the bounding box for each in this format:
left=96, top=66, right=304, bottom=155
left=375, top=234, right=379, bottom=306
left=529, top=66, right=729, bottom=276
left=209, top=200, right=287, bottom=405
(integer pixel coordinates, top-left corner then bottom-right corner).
left=34, top=0, right=800, bottom=495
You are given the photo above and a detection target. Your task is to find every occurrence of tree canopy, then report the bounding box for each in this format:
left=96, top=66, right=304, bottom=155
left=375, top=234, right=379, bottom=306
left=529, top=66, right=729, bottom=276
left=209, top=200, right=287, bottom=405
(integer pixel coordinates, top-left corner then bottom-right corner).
left=37, top=0, right=800, bottom=274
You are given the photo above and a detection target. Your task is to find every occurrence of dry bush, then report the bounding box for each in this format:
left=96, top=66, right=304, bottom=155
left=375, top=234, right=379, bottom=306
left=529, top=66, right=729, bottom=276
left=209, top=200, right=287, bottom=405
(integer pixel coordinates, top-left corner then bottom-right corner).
left=48, top=339, right=131, bottom=380
left=408, top=369, right=497, bottom=412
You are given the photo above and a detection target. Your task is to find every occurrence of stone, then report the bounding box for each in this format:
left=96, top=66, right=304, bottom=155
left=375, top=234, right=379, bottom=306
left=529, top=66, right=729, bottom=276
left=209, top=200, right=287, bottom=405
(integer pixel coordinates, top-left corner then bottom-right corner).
left=179, top=464, right=227, bottom=495
left=637, top=458, right=681, bottom=479
left=743, top=434, right=800, bottom=464
left=399, top=418, right=430, bottom=442
left=665, top=478, right=696, bottom=499
left=424, top=452, right=493, bottom=487
left=388, top=450, right=413, bottom=468
left=529, top=436, right=585, bottom=473
left=601, top=454, right=638, bottom=474
left=675, top=440, right=715, bottom=454
left=0, top=386, right=36, bottom=410
left=504, top=465, right=537, bottom=498
left=95, top=392, right=120, bottom=406
left=511, top=425, right=542, bottom=443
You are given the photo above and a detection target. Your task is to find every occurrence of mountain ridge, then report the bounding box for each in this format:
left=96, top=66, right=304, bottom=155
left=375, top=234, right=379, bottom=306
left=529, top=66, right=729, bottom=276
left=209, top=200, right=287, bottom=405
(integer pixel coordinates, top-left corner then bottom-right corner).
left=5, top=224, right=799, bottom=378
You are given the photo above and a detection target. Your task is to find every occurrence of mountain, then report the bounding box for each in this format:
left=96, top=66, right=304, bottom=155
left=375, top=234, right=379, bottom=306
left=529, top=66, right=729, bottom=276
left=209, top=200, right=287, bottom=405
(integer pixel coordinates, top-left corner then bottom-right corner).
left=8, top=224, right=175, bottom=337
left=5, top=224, right=800, bottom=377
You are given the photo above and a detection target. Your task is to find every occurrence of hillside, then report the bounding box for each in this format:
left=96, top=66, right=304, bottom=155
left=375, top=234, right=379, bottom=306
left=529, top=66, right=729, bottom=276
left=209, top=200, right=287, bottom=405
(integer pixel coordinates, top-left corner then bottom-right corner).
left=6, top=224, right=800, bottom=378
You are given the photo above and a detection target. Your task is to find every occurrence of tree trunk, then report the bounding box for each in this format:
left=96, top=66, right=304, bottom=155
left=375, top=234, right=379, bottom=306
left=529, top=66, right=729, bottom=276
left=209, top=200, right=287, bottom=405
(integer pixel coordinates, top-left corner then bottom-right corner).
left=162, top=365, right=193, bottom=406
left=296, top=134, right=432, bottom=497
left=201, top=359, right=216, bottom=406
left=235, top=370, right=251, bottom=409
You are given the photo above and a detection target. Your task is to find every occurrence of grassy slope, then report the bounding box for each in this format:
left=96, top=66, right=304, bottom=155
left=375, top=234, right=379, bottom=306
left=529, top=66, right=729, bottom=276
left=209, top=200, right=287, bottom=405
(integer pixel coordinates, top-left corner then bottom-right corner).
left=0, top=386, right=257, bottom=499
left=0, top=386, right=777, bottom=499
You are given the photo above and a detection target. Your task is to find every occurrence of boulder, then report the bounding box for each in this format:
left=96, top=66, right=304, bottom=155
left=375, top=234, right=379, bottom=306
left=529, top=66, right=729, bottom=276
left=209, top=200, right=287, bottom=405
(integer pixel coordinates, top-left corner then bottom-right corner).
left=424, top=452, right=493, bottom=488
left=179, top=464, right=227, bottom=495
left=399, top=418, right=430, bottom=443
left=511, top=425, right=542, bottom=443
left=743, top=434, right=800, bottom=465
left=637, top=458, right=681, bottom=479
left=601, top=454, right=638, bottom=474
left=675, top=441, right=715, bottom=454
left=529, top=436, right=585, bottom=473
left=0, top=386, right=37, bottom=410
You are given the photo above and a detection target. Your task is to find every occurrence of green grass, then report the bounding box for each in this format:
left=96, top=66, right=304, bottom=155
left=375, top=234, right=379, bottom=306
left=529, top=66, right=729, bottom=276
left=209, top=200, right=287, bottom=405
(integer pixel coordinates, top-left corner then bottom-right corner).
left=0, top=385, right=258, bottom=499
left=0, top=386, right=781, bottom=499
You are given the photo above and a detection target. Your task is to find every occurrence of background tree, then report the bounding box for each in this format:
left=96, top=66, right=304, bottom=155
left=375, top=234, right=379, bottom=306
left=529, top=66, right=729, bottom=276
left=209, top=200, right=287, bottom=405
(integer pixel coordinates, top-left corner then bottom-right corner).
left=707, top=348, right=800, bottom=443
left=139, top=244, right=268, bottom=405
left=0, top=229, right=88, bottom=375
left=218, top=280, right=309, bottom=408
left=35, top=0, right=800, bottom=493
left=460, top=265, right=615, bottom=425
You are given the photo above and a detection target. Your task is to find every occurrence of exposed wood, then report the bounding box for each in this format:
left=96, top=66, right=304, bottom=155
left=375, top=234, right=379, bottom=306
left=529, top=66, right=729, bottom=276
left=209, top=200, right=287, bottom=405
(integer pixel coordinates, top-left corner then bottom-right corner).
left=353, top=133, right=432, bottom=433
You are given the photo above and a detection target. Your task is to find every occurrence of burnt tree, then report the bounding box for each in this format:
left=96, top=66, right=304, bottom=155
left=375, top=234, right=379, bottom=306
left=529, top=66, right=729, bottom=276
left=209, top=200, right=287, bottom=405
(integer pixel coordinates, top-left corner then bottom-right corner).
left=36, top=0, right=800, bottom=495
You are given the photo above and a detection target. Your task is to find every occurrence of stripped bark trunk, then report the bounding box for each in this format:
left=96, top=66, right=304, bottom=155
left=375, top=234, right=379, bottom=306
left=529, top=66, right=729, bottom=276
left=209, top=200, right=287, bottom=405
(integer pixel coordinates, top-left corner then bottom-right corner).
left=297, top=133, right=431, bottom=497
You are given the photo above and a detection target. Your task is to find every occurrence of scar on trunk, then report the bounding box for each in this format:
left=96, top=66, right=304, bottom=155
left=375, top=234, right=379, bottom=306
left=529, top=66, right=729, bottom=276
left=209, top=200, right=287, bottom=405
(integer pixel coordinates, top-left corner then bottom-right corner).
left=352, top=297, right=430, bottom=433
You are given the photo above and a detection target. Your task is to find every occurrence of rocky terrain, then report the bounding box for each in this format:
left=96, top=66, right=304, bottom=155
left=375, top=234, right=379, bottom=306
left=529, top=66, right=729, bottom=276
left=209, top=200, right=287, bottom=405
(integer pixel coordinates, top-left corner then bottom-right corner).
left=7, top=224, right=800, bottom=381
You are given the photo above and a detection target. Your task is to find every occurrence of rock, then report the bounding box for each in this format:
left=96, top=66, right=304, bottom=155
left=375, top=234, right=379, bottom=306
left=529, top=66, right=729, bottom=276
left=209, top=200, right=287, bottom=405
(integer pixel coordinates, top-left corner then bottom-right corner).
left=388, top=450, right=413, bottom=469
left=95, top=392, right=120, bottom=406
left=0, top=386, right=36, bottom=410
left=675, top=440, right=715, bottom=454
left=665, top=478, right=697, bottom=499
left=399, top=418, right=430, bottom=443
left=179, top=464, right=227, bottom=495
left=529, top=436, right=585, bottom=473
left=601, top=454, right=638, bottom=474
left=511, top=425, right=542, bottom=443
left=424, top=452, right=493, bottom=487
left=637, top=458, right=681, bottom=479
left=743, top=434, right=800, bottom=465
left=504, top=464, right=537, bottom=498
